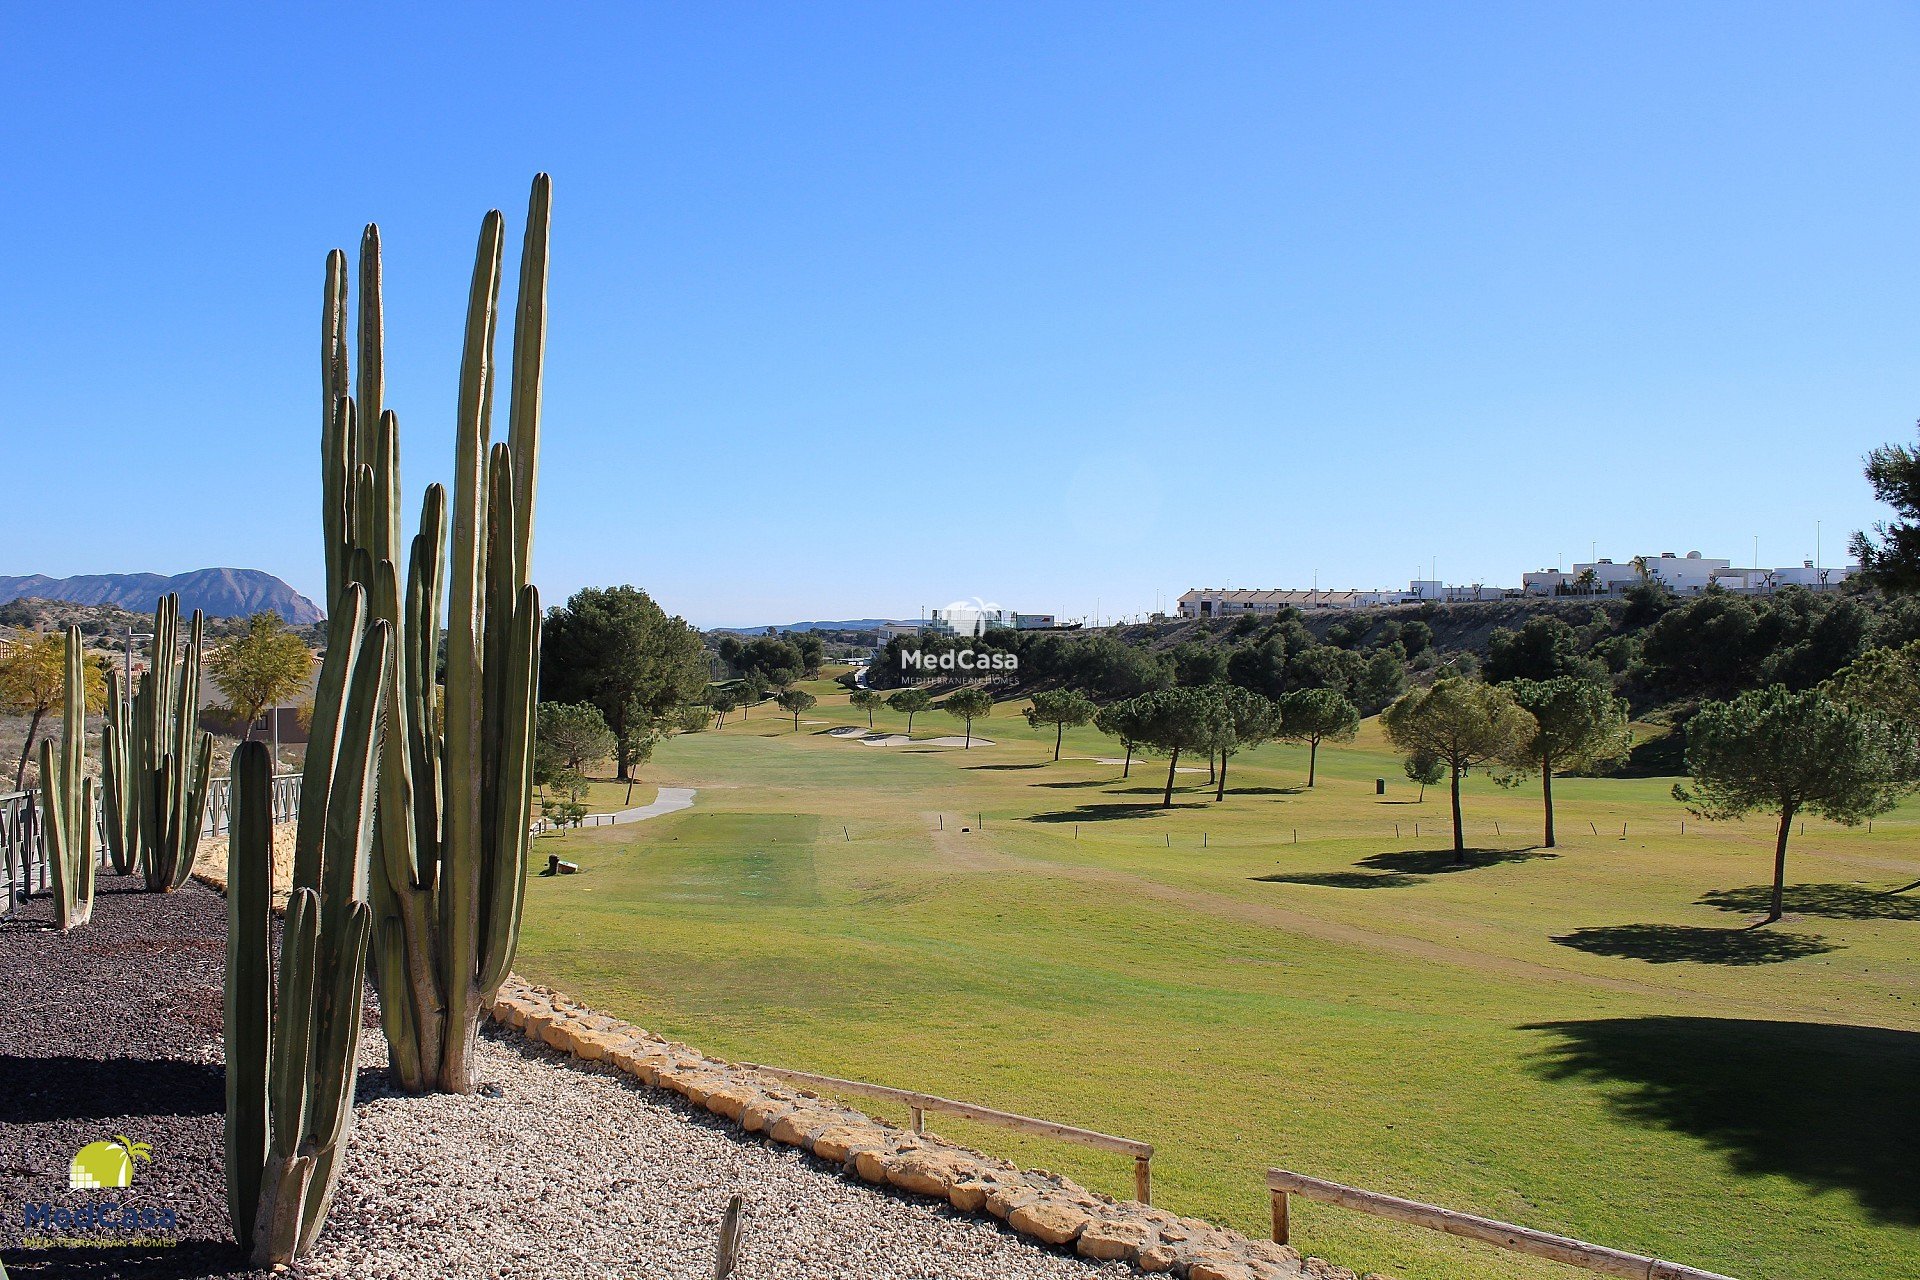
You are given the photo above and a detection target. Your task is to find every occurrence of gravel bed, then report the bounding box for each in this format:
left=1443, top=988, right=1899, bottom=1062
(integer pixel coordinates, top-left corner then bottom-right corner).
left=310, top=1028, right=1134, bottom=1280
left=0, top=875, right=267, bottom=1279
left=2, top=880, right=1137, bottom=1279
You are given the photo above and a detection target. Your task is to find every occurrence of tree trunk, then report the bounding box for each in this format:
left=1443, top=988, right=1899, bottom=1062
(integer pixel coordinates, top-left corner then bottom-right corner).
left=906, top=713, right=916, bottom=734
left=1541, top=754, right=1555, bottom=848
left=1163, top=747, right=1180, bottom=807
left=1216, top=752, right=1228, bottom=801
left=1206, top=751, right=1216, bottom=785
left=14, top=707, right=44, bottom=790
left=1054, top=722, right=1063, bottom=761
left=1767, top=805, right=1795, bottom=924
left=1307, top=738, right=1319, bottom=787
left=1123, top=743, right=1132, bottom=777
left=1450, top=760, right=1465, bottom=861
left=964, top=720, right=973, bottom=749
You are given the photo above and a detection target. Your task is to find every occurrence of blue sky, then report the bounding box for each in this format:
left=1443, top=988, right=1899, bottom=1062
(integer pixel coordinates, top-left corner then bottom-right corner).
left=5, top=4, right=1919, bottom=628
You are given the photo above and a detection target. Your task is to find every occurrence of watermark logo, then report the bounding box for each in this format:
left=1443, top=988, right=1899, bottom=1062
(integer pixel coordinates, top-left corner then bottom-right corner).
left=899, top=596, right=1021, bottom=685
left=898, top=646, right=1019, bottom=687
left=15, top=1137, right=178, bottom=1251
left=931, top=597, right=1002, bottom=638
left=69, top=1137, right=151, bottom=1190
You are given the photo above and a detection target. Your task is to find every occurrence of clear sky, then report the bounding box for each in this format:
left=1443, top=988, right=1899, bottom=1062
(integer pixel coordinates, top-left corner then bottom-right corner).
left=5, top=4, right=1918, bottom=628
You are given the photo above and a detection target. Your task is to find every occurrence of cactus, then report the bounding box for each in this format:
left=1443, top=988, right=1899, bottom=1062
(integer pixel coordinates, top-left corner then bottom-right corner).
left=226, top=585, right=390, bottom=1266
left=40, top=625, right=95, bottom=931
left=320, top=174, right=547, bottom=1093
left=134, top=594, right=214, bottom=891
left=100, top=666, right=137, bottom=875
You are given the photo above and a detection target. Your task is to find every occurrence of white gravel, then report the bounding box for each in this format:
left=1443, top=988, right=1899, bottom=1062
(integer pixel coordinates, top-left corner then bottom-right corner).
left=305, top=1026, right=1134, bottom=1280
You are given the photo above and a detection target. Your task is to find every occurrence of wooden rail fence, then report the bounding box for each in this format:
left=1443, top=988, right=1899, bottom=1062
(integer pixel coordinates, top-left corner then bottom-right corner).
left=743, top=1062, right=1154, bottom=1205
left=1265, top=1169, right=1739, bottom=1280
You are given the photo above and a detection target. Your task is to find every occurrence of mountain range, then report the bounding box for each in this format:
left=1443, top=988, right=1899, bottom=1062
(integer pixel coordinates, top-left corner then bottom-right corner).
left=0, top=569, right=324, bottom=624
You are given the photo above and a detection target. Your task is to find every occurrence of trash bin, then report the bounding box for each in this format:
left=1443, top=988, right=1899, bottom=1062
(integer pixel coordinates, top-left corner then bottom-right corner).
left=1375, top=778, right=1386, bottom=795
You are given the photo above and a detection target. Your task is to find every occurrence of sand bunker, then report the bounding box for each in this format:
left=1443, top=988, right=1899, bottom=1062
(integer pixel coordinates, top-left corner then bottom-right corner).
left=1090, top=756, right=1205, bottom=772
left=826, top=729, right=997, bottom=748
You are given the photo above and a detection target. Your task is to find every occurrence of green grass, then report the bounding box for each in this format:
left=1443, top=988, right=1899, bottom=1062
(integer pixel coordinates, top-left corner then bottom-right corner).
left=517, top=672, right=1920, bottom=1280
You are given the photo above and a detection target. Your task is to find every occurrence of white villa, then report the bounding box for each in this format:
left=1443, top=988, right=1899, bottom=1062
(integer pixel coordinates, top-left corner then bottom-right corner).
left=1177, top=550, right=1859, bottom=620
left=1522, top=551, right=1858, bottom=597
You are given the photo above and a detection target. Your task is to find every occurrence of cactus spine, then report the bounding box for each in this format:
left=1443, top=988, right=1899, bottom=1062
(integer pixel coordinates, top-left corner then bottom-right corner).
left=135, top=594, right=214, bottom=891
left=40, top=625, right=95, bottom=932
left=100, top=666, right=137, bottom=875
left=321, top=174, right=548, bottom=1093
left=226, top=585, right=390, bottom=1266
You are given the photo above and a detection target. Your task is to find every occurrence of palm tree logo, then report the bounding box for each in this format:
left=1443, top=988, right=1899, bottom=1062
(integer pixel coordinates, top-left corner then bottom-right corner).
left=69, top=1136, right=152, bottom=1189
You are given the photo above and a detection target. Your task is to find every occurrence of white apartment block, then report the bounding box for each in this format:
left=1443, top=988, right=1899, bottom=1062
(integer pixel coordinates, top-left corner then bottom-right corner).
left=1522, top=551, right=1858, bottom=597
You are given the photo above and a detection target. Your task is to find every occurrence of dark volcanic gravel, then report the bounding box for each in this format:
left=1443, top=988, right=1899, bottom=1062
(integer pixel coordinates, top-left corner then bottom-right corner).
left=0, top=875, right=267, bottom=1279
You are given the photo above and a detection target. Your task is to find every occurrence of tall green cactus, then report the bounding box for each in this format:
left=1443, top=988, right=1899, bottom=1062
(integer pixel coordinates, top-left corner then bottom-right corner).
left=226, top=585, right=389, bottom=1266
left=40, top=625, right=95, bottom=932
left=134, top=594, right=214, bottom=892
left=100, top=666, right=137, bottom=875
left=320, top=174, right=548, bottom=1093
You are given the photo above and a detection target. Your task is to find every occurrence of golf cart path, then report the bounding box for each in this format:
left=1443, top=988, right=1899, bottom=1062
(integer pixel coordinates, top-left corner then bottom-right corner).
left=534, top=786, right=697, bottom=833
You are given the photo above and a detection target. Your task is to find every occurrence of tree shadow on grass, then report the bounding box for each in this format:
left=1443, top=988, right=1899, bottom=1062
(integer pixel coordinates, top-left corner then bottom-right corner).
left=1032, top=779, right=1111, bottom=790
left=1222, top=786, right=1302, bottom=796
left=1526, top=1017, right=1920, bottom=1225
left=964, top=763, right=1047, bottom=771
left=1551, top=924, right=1838, bottom=965
left=1358, top=847, right=1556, bottom=874
left=1252, top=870, right=1424, bottom=889
left=1028, top=802, right=1208, bottom=823
left=1697, top=883, right=1920, bottom=922
left=0, top=1056, right=222, bottom=1124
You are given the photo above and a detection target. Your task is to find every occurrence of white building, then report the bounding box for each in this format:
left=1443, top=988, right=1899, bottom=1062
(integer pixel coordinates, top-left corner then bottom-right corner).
left=1409, top=580, right=1511, bottom=603
left=1523, top=551, right=1858, bottom=597
left=922, top=606, right=1058, bottom=636
left=1176, top=586, right=1422, bottom=618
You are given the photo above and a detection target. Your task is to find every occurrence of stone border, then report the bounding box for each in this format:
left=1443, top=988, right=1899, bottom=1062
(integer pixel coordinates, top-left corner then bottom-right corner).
left=490, top=975, right=1391, bottom=1280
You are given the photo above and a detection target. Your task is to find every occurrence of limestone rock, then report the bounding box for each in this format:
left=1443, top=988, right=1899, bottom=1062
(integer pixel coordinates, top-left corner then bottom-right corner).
left=1137, top=1242, right=1178, bottom=1273
left=1007, top=1198, right=1091, bottom=1246
left=883, top=1149, right=974, bottom=1199
left=1076, top=1216, right=1156, bottom=1262
left=1187, top=1254, right=1259, bottom=1280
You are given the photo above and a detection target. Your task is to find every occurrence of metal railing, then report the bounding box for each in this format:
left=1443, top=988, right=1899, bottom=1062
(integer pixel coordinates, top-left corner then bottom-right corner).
left=744, top=1061, right=1154, bottom=1204
left=1, top=773, right=301, bottom=916
left=200, top=772, right=302, bottom=839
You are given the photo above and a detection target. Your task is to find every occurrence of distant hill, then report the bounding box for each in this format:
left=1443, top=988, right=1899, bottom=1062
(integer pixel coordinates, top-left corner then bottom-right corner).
left=709, top=619, right=903, bottom=636
left=0, top=569, right=324, bottom=624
